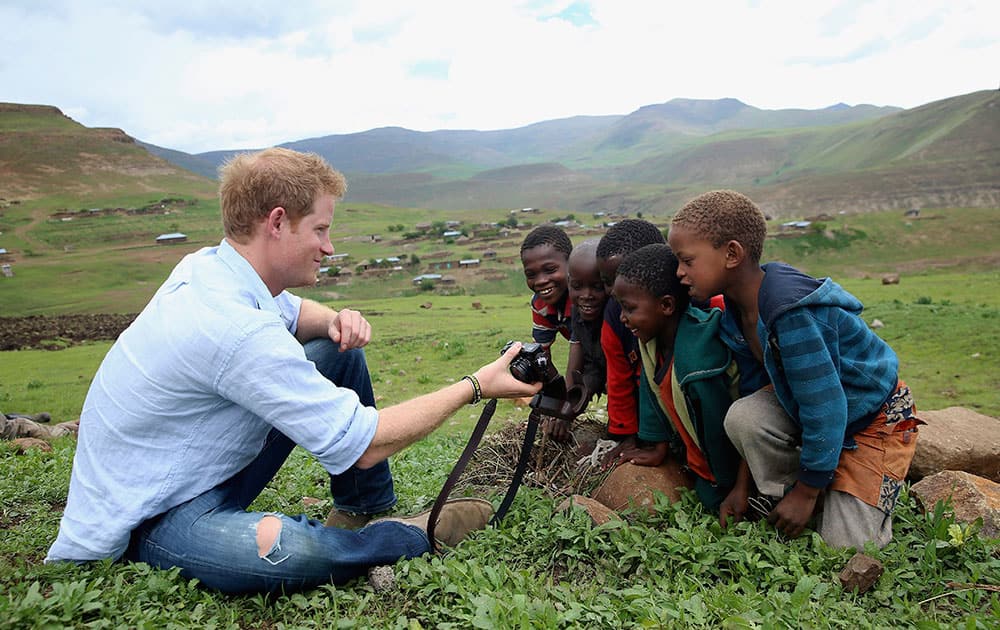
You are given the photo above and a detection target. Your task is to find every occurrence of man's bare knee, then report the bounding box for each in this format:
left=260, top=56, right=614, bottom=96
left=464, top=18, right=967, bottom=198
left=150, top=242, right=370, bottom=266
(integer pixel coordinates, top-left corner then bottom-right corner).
left=255, top=515, right=283, bottom=557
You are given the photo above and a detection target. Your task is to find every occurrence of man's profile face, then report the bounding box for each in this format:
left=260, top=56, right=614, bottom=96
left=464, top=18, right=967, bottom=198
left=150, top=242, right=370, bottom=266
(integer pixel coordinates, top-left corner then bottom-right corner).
left=274, top=194, right=336, bottom=292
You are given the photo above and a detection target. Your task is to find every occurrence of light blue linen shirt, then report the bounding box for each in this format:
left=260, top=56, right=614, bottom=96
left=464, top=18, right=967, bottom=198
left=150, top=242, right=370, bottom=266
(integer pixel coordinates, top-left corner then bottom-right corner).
left=47, top=240, right=379, bottom=562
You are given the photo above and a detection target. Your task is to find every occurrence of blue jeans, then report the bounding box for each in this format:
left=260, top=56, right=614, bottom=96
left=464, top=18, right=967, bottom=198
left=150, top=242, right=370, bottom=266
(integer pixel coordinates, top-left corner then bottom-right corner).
left=124, top=339, right=430, bottom=593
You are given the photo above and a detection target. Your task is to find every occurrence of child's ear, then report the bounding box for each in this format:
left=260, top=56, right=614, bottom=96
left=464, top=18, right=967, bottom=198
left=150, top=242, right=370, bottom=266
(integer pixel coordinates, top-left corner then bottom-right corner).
left=660, top=295, right=677, bottom=317
left=724, top=239, right=747, bottom=269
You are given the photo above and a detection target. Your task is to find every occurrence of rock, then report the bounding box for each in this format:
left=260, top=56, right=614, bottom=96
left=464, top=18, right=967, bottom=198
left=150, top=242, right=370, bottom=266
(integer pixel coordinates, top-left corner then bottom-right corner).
left=3, top=411, right=52, bottom=423
left=471, top=301, right=482, bottom=310
left=882, top=273, right=900, bottom=285
left=910, top=471, right=1000, bottom=538
left=910, top=407, right=1000, bottom=482
left=591, top=460, right=693, bottom=512
left=556, top=494, right=620, bottom=526
left=367, top=565, right=396, bottom=592
left=838, top=553, right=884, bottom=593
left=870, top=319, right=884, bottom=329
left=420, top=302, right=432, bottom=309
left=9, top=437, right=52, bottom=453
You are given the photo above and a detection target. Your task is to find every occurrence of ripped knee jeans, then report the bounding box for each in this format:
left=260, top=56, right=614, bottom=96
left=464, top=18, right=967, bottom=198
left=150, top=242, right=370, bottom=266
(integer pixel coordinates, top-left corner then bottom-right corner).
left=125, top=497, right=427, bottom=594
left=123, top=426, right=426, bottom=594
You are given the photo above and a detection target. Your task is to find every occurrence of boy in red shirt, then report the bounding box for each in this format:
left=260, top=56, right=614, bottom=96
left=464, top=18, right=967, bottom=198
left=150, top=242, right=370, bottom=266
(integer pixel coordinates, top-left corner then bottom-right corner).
left=520, top=225, right=573, bottom=349
left=596, top=219, right=666, bottom=439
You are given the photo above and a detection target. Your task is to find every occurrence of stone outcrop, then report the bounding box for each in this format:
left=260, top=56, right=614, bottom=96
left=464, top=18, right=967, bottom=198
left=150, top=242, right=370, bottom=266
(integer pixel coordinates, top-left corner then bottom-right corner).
left=556, top=494, right=619, bottom=526
left=591, top=460, right=693, bottom=512
left=910, top=470, right=999, bottom=538
left=910, top=407, right=1000, bottom=482
left=8, top=437, right=52, bottom=453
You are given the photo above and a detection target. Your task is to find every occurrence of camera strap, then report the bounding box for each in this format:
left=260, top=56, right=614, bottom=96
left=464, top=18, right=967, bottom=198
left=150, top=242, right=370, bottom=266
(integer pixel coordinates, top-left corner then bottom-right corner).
left=426, top=399, right=541, bottom=553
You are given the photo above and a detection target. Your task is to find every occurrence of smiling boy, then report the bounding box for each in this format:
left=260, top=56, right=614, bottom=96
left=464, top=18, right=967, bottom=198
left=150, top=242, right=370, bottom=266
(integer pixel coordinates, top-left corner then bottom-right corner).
left=520, top=225, right=573, bottom=349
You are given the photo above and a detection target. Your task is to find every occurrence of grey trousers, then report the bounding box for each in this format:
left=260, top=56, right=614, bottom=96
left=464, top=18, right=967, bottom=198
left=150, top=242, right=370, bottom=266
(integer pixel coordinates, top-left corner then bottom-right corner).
left=724, top=389, right=892, bottom=549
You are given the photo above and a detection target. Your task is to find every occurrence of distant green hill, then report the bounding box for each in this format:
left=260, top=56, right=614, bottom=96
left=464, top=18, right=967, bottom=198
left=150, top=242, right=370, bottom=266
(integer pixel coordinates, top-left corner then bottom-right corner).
left=136, top=91, right=998, bottom=217
left=5, top=90, right=998, bottom=219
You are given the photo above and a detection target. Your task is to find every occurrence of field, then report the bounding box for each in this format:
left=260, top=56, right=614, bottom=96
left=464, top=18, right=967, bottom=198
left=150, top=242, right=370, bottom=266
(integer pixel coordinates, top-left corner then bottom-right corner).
left=1, top=201, right=999, bottom=627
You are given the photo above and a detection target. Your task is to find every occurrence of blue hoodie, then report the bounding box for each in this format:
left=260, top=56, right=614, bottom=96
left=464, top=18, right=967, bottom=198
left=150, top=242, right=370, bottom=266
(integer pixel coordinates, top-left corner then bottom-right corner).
left=719, top=263, right=899, bottom=489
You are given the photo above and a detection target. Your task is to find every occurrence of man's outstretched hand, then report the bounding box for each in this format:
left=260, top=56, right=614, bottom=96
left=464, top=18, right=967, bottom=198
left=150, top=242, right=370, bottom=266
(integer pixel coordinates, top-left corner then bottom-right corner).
left=474, top=342, right=543, bottom=401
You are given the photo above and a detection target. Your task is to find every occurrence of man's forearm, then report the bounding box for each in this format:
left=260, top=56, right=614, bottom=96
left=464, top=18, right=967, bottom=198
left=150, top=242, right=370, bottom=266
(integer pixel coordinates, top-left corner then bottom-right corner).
left=295, top=299, right=337, bottom=342
left=355, top=378, right=476, bottom=468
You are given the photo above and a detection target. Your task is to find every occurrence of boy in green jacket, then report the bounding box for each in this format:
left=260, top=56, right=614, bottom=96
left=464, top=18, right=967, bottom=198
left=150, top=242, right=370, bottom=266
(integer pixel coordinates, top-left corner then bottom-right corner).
left=607, top=244, right=745, bottom=516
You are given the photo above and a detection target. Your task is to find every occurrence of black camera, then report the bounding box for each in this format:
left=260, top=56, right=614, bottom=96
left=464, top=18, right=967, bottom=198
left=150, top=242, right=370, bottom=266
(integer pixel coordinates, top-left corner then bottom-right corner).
left=500, top=340, right=550, bottom=384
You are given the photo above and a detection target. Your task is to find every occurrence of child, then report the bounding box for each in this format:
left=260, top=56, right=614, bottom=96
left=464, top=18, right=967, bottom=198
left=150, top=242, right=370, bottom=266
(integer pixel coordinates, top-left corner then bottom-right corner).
left=547, top=239, right=609, bottom=442
left=668, top=190, right=922, bottom=549
left=566, top=238, right=608, bottom=397
left=608, top=244, right=744, bottom=513
left=520, top=225, right=573, bottom=349
left=595, top=219, right=666, bottom=438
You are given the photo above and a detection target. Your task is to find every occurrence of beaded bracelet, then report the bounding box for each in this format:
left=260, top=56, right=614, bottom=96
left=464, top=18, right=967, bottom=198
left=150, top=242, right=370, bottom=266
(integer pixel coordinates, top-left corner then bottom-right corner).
left=461, top=374, right=482, bottom=405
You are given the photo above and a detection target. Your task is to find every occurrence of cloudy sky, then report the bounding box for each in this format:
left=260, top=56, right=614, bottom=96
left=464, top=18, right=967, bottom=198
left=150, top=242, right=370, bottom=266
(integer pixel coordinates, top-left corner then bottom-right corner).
left=2, top=1, right=995, bottom=154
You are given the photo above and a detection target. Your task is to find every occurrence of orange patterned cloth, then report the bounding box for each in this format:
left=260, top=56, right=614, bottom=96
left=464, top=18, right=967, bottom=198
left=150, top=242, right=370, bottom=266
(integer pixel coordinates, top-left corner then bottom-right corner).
left=830, top=382, right=923, bottom=513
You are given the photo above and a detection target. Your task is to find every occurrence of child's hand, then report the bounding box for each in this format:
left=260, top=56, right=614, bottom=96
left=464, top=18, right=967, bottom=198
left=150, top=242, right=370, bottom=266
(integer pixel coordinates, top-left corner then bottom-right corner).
left=720, top=460, right=752, bottom=529
left=606, top=440, right=668, bottom=468
left=542, top=416, right=571, bottom=442
left=618, top=445, right=666, bottom=467
left=719, top=487, right=749, bottom=528
left=601, top=437, right=636, bottom=469
left=768, top=483, right=820, bottom=539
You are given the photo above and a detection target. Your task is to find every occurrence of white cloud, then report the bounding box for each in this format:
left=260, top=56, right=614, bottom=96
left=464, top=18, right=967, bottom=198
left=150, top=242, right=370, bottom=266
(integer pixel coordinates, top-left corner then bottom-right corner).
left=1, top=0, right=995, bottom=153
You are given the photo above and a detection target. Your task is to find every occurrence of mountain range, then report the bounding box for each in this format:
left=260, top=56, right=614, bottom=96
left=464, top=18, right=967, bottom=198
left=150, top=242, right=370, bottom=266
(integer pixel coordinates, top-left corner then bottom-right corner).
left=4, top=90, right=998, bottom=217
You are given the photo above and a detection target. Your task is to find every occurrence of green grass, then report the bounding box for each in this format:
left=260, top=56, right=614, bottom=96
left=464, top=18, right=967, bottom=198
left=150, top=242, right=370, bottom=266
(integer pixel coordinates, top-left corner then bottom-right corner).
left=2, top=201, right=999, bottom=627
left=2, top=439, right=997, bottom=628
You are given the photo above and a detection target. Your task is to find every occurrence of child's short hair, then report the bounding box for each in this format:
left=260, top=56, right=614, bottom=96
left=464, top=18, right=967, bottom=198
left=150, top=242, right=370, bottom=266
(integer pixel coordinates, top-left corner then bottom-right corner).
left=596, top=219, right=665, bottom=260
left=671, top=190, right=767, bottom=263
left=617, top=244, right=690, bottom=311
left=568, top=238, right=599, bottom=266
left=520, top=225, right=572, bottom=258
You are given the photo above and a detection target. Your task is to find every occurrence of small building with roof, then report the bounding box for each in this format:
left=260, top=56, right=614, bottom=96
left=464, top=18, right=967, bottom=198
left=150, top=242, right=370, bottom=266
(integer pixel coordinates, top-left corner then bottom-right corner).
left=155, top=232, right=188, bottom=244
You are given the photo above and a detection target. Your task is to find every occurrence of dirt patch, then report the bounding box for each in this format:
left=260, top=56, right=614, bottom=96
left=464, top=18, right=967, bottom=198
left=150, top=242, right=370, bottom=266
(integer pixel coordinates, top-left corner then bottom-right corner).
left=0, top=314, right=136, bottom=350
left=456, top=417, right=613, bottom=500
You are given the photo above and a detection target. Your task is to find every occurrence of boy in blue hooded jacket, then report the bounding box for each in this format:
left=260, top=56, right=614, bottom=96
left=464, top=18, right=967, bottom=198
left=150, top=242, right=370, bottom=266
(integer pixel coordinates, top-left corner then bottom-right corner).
left=667, top=190, right=922, bottom=549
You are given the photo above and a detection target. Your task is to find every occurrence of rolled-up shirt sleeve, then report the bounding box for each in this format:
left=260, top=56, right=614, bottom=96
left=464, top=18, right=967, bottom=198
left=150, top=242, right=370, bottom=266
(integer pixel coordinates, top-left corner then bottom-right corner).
left=215, top=321, right=378, bottom=475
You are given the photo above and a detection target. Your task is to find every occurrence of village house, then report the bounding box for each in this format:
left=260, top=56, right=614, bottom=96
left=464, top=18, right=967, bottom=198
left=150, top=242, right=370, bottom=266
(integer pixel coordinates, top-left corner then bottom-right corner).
left=412, top=273, right=442, bottom=285
left=427, top=260, right=461, bottom=271
left=155, top=232, right=188, bottom=245
left=780, top=221, right=812, bottom=231
left=459, top=258, right=480, bottom=269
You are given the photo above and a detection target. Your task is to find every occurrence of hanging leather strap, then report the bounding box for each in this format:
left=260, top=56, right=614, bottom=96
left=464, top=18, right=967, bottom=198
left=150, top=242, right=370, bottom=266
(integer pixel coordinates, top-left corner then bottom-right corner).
left=427, top=398, right=497, bottom=552
left=426, top=400, right=541, bottom=553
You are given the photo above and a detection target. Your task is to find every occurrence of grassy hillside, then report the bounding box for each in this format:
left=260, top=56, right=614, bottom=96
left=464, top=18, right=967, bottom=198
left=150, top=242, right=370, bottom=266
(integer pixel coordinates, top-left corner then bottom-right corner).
left=0, top=103, right=214, bottom=204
